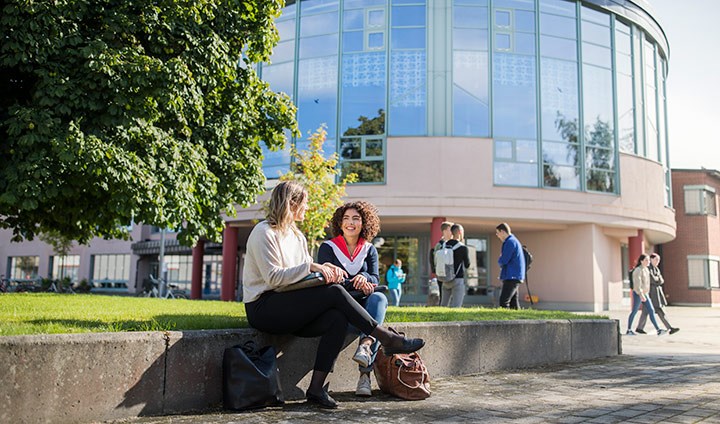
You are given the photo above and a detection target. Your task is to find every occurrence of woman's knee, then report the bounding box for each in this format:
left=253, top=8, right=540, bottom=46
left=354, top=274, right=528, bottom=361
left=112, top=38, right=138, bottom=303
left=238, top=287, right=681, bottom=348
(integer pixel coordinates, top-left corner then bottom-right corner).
left=366, top=292, right=388, bottom=310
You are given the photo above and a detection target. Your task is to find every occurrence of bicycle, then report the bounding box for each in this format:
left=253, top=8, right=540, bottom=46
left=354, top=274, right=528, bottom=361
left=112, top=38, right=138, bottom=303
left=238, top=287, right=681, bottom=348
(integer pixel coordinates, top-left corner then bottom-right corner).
left=0, top=276, right=9, bottom=293
left=136, top=275, right=188, bottom=299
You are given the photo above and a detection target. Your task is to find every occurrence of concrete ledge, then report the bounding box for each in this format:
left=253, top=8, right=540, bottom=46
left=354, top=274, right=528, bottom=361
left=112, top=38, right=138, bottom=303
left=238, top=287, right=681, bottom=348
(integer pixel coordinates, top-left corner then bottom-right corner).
left=0, top=319, right=620, bottom=423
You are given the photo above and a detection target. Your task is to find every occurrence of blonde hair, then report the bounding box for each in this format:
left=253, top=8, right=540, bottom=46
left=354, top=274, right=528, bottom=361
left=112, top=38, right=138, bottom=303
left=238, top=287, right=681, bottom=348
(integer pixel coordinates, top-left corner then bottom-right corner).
left=266, top=181, right=307, bottom=232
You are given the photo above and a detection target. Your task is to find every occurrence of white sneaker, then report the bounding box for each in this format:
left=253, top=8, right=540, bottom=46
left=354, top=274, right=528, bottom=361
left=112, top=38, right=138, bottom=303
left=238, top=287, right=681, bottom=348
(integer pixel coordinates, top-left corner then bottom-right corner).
left=657, top=329, right=667, bottom=336
left=352, top=343, right=372, bottom=368
left=355, top=372, right=372, bottom=397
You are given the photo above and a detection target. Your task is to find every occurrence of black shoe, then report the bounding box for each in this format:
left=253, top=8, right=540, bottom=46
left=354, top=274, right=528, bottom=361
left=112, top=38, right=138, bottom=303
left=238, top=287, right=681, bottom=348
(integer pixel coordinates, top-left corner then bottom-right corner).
left=383, top=337, right=425, bottom=355
left=306, top=389, right=338, bottom=409
left=635, top=329, right=647, bottom=334
left=669, top=327, right=680, bottom=334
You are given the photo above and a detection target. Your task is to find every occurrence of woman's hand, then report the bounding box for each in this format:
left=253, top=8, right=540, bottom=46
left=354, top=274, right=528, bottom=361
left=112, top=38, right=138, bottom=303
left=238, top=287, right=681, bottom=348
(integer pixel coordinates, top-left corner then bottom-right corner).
left=311, top=262, right=347, bottom=283
left=350, top=275, right=374, bottom=295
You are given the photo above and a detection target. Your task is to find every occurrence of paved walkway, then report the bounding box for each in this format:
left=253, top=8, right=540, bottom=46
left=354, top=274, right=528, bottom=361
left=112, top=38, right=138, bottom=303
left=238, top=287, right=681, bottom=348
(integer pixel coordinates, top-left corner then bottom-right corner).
left=111, top=307, right=720, bottom=424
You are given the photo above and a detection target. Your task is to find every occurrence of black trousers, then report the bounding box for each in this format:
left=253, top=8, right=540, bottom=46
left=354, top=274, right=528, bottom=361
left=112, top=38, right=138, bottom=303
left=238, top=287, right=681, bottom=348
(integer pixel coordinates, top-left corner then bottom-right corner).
left=244, top=284, right=378, bottom=373
left=499, top=279, right=522, bottom=309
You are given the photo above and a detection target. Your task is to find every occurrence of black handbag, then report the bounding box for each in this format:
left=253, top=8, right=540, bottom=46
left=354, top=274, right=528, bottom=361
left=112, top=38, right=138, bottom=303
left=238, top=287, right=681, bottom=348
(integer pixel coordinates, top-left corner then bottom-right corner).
left=222, top=341, right=284, bottom=410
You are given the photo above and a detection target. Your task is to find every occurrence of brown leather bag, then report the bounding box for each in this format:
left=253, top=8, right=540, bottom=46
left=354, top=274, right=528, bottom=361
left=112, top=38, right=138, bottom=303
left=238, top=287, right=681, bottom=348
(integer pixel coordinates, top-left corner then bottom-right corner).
left=373, top=329, right=431, bottom=400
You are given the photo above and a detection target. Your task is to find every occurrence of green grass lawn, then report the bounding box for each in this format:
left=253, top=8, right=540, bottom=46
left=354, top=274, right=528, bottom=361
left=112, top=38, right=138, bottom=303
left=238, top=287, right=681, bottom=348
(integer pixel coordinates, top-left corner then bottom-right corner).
left=0, top=293, right=609, bottom=336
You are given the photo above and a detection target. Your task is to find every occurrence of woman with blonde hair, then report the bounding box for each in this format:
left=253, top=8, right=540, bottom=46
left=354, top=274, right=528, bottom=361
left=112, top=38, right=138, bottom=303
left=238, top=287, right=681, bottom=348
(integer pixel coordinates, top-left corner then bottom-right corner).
left=243, top=181, right=424, bottom=409
left=625, top=254, right=667, bottom=336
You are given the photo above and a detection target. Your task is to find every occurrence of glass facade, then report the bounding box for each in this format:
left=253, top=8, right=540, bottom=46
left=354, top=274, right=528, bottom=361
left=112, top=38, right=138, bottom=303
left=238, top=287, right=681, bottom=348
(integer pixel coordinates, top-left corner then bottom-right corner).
left=262, top=0, right=670, bottom=194
left=91, top=254, right=130, bottom=289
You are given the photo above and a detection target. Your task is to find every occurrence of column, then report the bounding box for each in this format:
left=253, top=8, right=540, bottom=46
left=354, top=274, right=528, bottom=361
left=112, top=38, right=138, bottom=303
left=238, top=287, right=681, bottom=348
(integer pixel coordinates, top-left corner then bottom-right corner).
left=221, top=226, right=239, bottom=301
left=190, top=240, right=205, bottom=300
left=430, top=217, right=446, bottom=247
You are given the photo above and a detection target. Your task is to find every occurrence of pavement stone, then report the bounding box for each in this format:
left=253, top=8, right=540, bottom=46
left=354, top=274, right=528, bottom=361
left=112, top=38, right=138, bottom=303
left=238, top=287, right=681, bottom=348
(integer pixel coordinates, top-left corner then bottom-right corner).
left=108, top=307, right=720, bottom=424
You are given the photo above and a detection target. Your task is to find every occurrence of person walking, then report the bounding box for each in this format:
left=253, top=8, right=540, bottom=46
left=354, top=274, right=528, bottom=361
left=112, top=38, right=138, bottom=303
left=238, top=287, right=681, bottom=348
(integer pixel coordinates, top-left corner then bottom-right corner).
left=386, top=259, right=406, bottom=307
left=439, top=224, right=470, bottom=308
left=495, top=222, right=525, bottom=309
left=242, top=181, right=425, bottom=409
left=317, top=200, right=388, bottom=398
left=635, top=253, right=679, bottom=334
left=626, top=254, right=667, bottom=336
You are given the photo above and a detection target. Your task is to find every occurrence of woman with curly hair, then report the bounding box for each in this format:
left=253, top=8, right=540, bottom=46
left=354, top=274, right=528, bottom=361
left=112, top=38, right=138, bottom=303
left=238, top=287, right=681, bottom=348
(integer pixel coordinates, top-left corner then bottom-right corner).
left=317, top=200, right=387, bottom=397
left=244, top=183, right=424, bottom=409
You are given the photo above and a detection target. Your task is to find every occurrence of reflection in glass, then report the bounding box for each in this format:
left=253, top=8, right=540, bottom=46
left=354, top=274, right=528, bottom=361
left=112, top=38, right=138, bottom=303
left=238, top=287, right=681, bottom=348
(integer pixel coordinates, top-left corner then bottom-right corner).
left=390, top=51, right=426, bottom=135
left=493, top=53, right=537, bottom=139
left=340, top=138, right=362, bottom=159
left=300, top=12, right=339, bottom=37
left=515, top=10, right=535, bottom=31
left=391, top=28, right=426, bottom=49
left=495, top=10, right=511, bottom=27
left=539, top=0, right=575, bottom=16
left=543, top=140, right=578, bottom=166
left=540, top=58, right=578, bottom=142
left=299, top=34, right=340, bottom=58
left=392, top=6, right=426, bottom=27
left=297, top=56, right=338, bottom=144
left=368, top=9, right=385, bottom=27
left=454, top=6, right=488, bottom=28
left=366, top=138, right=383, bottom=157
left=341, top=160, right=384, bottom=183
left=496, top=33, right=511, bottom=50
left=494, top=161, right=538, bottom=186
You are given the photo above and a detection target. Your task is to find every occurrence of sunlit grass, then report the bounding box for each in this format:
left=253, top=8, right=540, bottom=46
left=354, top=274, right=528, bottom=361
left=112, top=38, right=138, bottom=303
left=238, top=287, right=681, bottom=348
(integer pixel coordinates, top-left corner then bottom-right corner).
left=0, top=293, right=608, bottom=336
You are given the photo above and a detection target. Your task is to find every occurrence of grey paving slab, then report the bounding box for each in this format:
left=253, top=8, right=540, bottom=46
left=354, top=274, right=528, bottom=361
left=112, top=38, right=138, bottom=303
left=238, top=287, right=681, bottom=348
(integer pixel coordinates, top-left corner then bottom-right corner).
left=108, top=307, right=720, bottom=424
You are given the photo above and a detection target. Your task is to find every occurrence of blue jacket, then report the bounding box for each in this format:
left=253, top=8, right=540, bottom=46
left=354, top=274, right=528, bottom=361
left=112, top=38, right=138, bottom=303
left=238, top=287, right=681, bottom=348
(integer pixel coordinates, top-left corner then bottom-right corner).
left=498, top=234, right=526, bottom=281
left=386, top=265, right=406, bottom=289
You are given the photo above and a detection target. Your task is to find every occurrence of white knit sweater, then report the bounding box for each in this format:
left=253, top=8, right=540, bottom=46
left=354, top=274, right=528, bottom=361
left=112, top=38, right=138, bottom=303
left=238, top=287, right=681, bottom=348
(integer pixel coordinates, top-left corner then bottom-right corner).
left=242, top=220, right=312, bottom=303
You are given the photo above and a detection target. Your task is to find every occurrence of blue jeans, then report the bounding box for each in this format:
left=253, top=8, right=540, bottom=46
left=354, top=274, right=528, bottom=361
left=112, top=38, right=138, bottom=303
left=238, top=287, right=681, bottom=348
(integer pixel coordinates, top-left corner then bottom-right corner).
left=627, top=291, right=661, bottom=331
left=389, top=286, right=402, bottom=306
left=349, top=292, right=387, bottom=372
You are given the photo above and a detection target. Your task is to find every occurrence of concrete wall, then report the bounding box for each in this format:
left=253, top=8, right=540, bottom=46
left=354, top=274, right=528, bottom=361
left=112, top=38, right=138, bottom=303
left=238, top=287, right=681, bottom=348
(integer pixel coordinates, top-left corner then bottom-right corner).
left=0, top=320, right=620, bottom=424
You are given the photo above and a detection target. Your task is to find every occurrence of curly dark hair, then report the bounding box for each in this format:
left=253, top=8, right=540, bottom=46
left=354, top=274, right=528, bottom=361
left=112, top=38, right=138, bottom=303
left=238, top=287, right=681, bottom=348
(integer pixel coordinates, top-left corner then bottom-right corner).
left=329, top=201, right=381, bottom=241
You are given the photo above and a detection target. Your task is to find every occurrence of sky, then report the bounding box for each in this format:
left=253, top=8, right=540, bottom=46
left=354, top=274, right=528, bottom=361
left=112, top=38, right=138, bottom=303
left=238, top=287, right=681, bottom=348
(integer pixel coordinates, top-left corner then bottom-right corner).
left=650, top=0, right=720, bottom=170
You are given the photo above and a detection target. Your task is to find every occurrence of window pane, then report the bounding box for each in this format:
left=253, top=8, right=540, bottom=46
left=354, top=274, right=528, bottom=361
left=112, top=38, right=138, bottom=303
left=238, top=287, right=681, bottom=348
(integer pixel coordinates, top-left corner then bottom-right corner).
left=368, top=9, right=385, bottom=27
left=515, top=10, right=535, bottom=32
left=688, top=259, right=706, bottom=288
left=341, top=52, right=386, bottom=135
left=389, top=50, right=426, bottom=135
left=540, top=13, right=576, bottom=39
left=684, top=189, right=701, bottom=214
left=582, top=43, right=611, bottom=68
left=495, top=162, right=538, bottom=186
left=540, top=58, right=579, bottom=143
left=454, top=6, right=488, bottom=28
left=454, top=28, right=489, bottom=51
left=495, top=10, right=511, bottom=27
left=391, top=28, right=426, bottom=49
left=540, top=35, right=577, bottom=61
left=540, top=0, right=576, bottom=17
left=340, top=138, right=362, bottom=159
left=493, top=53, right=537, bottom=139
left=543, top=141, right=579, bottom=166
left=299, top=34, right=339, bottom=58
left=392, top=6, right=426, bottom=27
left=344, top=9, right=364, bottom=30
left=301, top=12, right=339, bottom=37
left=366, top=138, right=384, bottom=157
left=297, top=56, right=339, bottom=141
left=341, top=160, right=384, bottom=183
left=581, top=20, right=610, bottom=47
left=710, top=260, right=720, bottom=288
left=586, top=170, right=614, bottom=192
left=515, top=32, right=535, bottom=55
left=343, top=31, right=364, bottom=52
left=368, top=32, right=385, bottom=49
left=544, top=164, right=580, bottom=189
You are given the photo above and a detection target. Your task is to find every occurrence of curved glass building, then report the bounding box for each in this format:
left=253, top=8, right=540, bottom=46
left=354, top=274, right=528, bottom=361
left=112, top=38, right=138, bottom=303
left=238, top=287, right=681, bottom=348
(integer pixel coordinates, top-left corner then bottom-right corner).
left=229, top=0, right=674, bottom=311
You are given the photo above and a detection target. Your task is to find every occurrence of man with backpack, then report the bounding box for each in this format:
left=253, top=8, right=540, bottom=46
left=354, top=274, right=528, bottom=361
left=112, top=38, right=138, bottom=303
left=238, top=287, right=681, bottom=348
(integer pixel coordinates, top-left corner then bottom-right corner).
left=495, top=222, right=526, bottom=309
left=429, top=221, right=454, bottom=304
left=436, top=224, right=470, bottom=308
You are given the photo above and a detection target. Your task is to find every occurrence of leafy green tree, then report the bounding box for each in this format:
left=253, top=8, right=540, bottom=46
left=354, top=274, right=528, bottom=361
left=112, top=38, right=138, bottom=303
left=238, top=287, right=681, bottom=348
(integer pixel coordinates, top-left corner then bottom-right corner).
left=278, top=125, right=357, bottom=254
left=0, top=0, right=297, bottom=245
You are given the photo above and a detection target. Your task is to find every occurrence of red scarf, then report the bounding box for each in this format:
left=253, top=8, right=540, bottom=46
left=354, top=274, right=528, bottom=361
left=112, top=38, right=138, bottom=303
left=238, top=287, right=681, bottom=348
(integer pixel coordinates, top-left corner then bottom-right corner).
left=329, top=235, right=366, bottom=261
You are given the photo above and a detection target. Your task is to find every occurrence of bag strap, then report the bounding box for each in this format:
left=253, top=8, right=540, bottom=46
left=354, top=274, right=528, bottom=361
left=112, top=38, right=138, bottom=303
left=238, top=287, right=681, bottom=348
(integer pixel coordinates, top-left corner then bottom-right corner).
left=396, top=359, right=428, bottom=389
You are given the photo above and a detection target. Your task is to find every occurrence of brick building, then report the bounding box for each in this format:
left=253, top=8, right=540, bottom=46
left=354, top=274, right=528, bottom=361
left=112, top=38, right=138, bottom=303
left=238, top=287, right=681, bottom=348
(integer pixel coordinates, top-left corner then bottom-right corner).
left=660, top=169, right=720, bottom=306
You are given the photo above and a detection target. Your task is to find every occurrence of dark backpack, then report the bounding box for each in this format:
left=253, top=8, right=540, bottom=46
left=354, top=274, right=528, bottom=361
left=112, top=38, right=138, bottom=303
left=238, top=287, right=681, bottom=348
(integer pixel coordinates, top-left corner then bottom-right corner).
left=522, top=245, right=533, bottom=272
left=628, top=267, right=635, bottom=290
